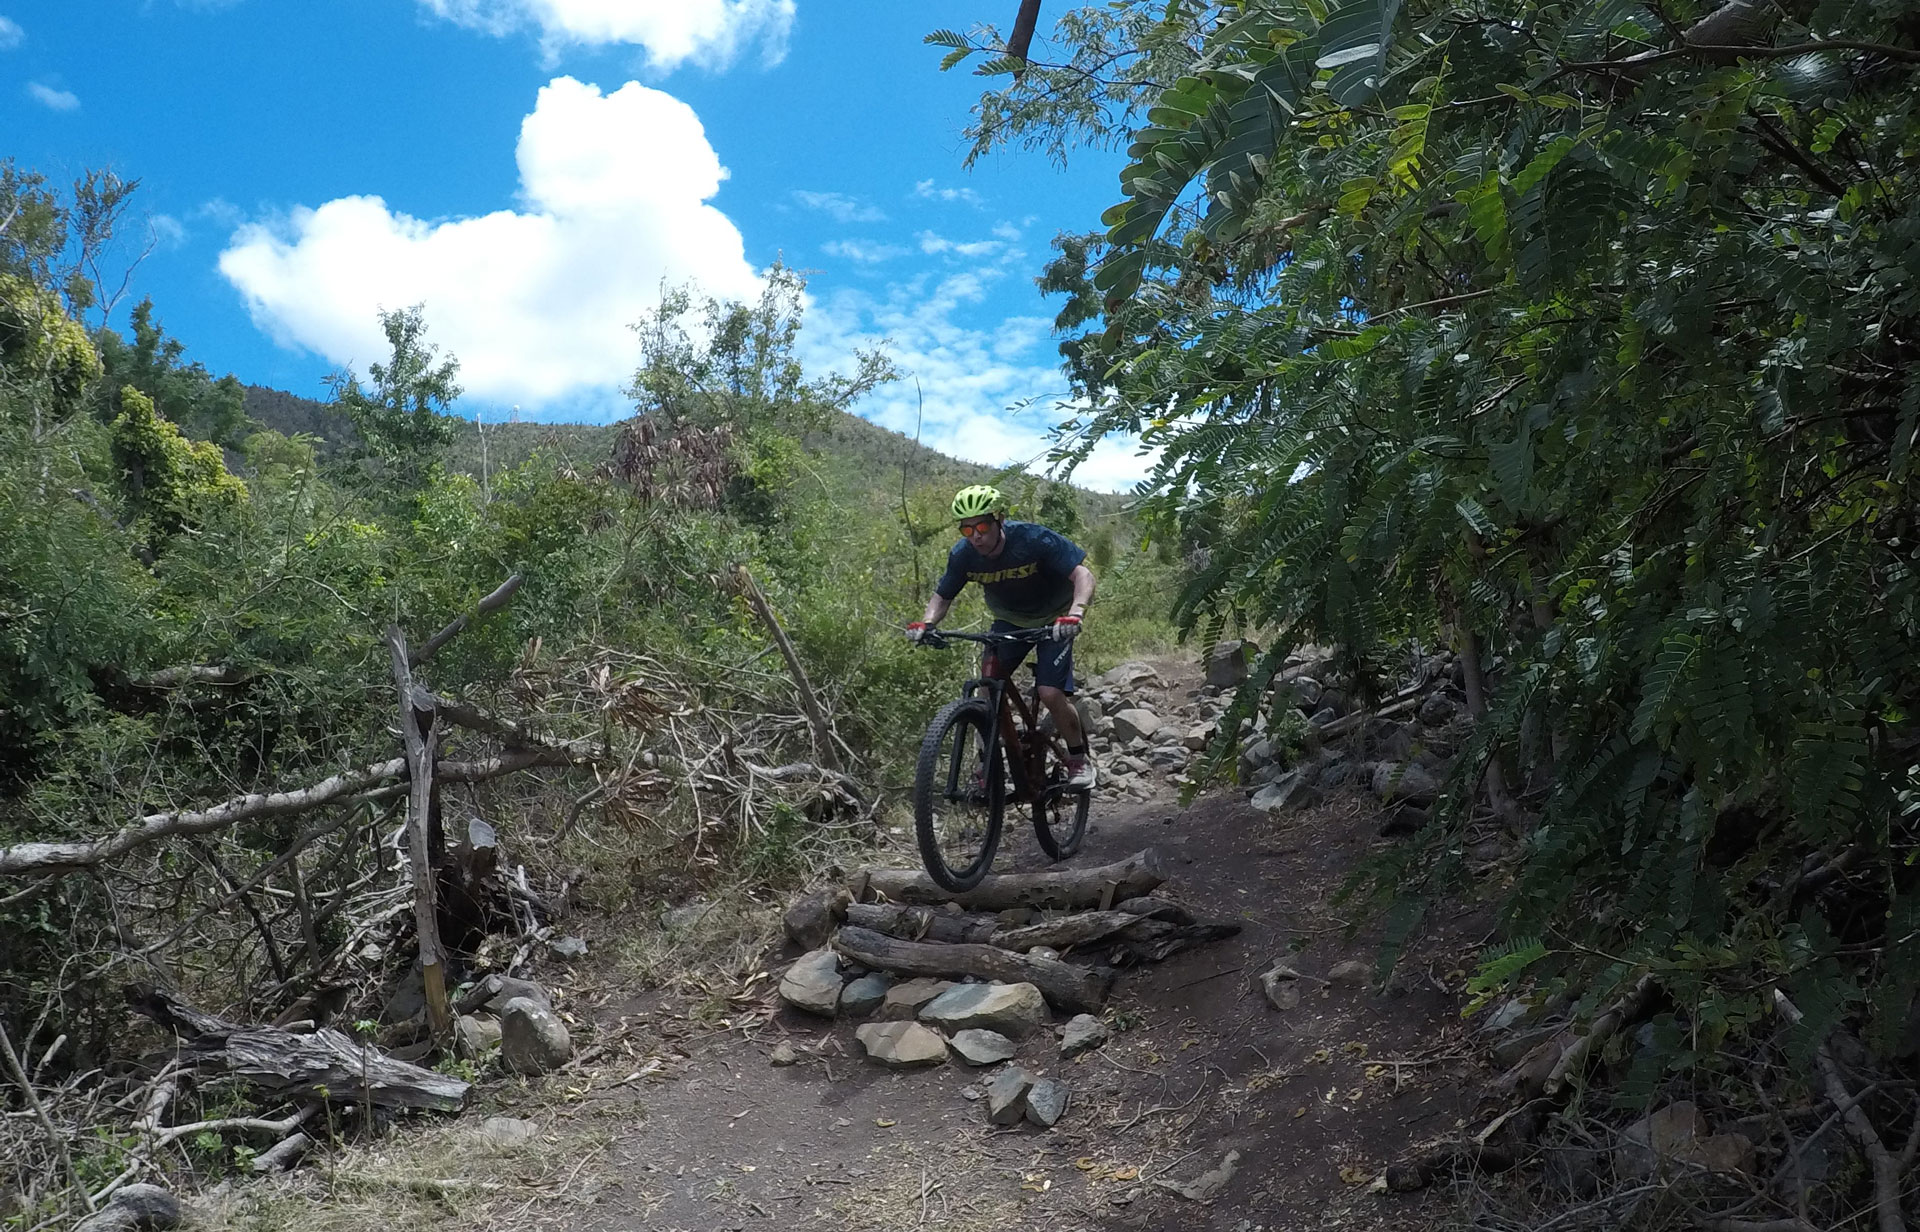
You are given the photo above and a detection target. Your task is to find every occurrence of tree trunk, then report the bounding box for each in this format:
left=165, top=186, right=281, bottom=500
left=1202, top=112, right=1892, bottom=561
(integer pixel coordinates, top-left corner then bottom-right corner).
left=387, top=628, right=452, bottom=1047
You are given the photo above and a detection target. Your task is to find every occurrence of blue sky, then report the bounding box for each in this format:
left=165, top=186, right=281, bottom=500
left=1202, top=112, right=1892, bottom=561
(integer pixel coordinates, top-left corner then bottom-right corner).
left=2, top=0, right=1152, bottom=489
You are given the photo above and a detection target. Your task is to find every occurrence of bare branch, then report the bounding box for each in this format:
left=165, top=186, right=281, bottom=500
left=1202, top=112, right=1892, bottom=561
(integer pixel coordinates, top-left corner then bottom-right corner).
left=410, top=573, right=523, bottom=666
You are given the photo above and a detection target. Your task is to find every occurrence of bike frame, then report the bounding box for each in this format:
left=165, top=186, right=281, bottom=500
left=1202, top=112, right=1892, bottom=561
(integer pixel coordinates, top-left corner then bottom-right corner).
left=933, top=630, right=1074, bottom=808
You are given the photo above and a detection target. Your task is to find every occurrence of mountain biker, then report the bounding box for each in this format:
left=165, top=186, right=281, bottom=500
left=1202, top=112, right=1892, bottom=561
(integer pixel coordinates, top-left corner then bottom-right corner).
left=907, top=484, right=1099, bottom=789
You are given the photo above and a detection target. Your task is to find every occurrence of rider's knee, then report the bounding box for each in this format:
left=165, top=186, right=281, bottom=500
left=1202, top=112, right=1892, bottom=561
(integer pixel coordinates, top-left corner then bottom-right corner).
left=1035, top=684, right=1066, bottom=704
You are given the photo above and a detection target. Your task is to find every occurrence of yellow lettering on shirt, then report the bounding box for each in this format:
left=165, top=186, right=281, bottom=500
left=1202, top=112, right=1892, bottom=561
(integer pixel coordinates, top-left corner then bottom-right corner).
left=968, top=563, right=1040, bottom=585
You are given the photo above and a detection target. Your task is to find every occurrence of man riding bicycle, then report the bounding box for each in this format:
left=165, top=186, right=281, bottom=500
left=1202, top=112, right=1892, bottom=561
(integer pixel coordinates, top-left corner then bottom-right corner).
left=907, top=485, right=1099, bottom=789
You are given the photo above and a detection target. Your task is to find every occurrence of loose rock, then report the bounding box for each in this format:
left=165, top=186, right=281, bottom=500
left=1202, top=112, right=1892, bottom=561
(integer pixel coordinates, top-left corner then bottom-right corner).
left=839, top=972, right=891, bottom=1018
left=919, top=982, right=1048, bottom=1039
left=454, top=1013, right=502, bottom=1059
left=479, top=1116, right=539, bottom=1147
left=769, top=1041, right=799, bottom=1067
left=1327, top=960, right=1370, bottom=988
left=778, top=948, right=844, bottom=1017
left=879, top=977, right=954, bottom=1020
left=501, top=996, right=573, bottom=1074
left=1617, top=1101, right=1709, bottom=1177
left=1250, top=770, right=1321, bottom=815
left=854, top=1021, right=949, bottom=1069
left=1111, top=708, right=1163, bottom=743
left=546, top=934, right=588, bottom=960
left=1025, top=1078, right=1069, bottom=1127
left=949, top=1028, right=1018, bottom=1066
left=1371, top=760, right=1440, bottom=805
left=1205, top=640, right=1254, bottom=688
left=987, top=1066, right=1036, bottom=1125
left=461, top=974, right=551, bottom=1017
left=74, top=1185, right=186, bottom=1232
left=1057, top=1012, right=1107, bottom=1058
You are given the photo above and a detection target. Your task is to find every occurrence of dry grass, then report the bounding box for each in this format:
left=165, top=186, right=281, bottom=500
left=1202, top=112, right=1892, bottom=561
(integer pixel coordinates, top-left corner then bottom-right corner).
left=199, top=1115, right=620, bottom=1232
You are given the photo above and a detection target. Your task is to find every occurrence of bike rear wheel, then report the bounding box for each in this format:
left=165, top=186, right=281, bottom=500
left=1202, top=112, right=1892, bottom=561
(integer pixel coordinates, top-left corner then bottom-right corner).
left=1032, top=699, right=1091, bottom=861
left=913, top=698, right=1006, bottom=891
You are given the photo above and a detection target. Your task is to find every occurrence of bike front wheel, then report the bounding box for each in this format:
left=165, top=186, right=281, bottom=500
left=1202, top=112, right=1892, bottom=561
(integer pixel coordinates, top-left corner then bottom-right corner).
left=913, top=698, right=1005, bottom=891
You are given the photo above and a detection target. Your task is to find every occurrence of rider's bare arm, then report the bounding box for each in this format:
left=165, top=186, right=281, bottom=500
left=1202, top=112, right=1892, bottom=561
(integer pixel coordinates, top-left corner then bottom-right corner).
left=920, top=593, right=954, bottom=626
left=1066, top=564, right=1096, bottom=617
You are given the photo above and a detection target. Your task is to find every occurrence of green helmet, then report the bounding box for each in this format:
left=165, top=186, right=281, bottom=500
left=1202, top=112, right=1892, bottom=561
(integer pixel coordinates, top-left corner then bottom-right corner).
left=951, top=484, right=1007, bottom=521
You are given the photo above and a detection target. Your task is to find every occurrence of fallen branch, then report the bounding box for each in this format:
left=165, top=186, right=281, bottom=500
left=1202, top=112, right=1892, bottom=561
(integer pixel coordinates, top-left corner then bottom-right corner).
left=852, top=849, right=1166, bottom=911
left=833, top=925, right=1114, bottom=1014
left=410, top=573, right=522, bottom=667
left=730, top=564, right=843, bottom=774
left=1774, top=989, right=1910, bottom=1232
left=0, top=745, right=588, bottom=879
left=127, top=985, right=469, bottom=1113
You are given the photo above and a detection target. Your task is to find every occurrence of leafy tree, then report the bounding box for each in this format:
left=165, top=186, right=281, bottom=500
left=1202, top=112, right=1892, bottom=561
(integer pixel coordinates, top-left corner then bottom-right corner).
left=96, top=298, right=252, bottom=448
left=947, top=0, right=1920, bottom=1073
left=109, top=385, right=248, bottom=538
left=329, top=304, right=461, bottom=492
left=625, top=264, right=896, bottom=523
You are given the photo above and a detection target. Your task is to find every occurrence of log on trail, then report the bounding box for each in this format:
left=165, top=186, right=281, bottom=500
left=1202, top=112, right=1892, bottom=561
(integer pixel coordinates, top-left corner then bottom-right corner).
left=833, top=926, right=1114, bottom=1014
left=991, top=907, right=1240, bottom=964
left=852, top=849, right=1166, bottom=911
left=127, top=985, right=469, bottom=1113
left=842, top=902, right=998, bottom=944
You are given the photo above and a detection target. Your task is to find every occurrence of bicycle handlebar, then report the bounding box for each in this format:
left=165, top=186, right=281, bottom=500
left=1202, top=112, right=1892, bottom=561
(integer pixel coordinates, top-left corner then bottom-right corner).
left=916, top=626, right=1055, bottom=650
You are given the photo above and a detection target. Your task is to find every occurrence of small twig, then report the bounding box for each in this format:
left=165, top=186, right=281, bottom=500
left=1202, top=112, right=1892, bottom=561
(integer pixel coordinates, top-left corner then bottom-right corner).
left=1116, top=1072, right=1210, bottom=1134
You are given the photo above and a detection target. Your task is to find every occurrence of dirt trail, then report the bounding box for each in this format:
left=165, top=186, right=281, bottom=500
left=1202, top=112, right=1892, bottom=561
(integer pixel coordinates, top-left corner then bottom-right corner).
left=520, top=789, right=1491, bottom=1230
left=221, top=658, right=1498, bottom=1232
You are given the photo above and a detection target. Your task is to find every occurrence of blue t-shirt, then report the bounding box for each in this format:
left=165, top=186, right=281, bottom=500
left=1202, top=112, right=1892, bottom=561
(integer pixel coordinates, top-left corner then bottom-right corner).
left=935, top=521, right=1087, bottom=627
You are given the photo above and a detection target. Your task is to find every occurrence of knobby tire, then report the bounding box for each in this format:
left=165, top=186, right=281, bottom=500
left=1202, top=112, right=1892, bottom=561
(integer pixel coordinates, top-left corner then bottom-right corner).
left=912, top=697, right=1004, bottom=891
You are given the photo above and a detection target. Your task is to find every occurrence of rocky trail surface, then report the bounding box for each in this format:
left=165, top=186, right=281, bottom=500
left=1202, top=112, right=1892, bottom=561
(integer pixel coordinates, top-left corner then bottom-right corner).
left=213, top=652, right=1511, bottom=1232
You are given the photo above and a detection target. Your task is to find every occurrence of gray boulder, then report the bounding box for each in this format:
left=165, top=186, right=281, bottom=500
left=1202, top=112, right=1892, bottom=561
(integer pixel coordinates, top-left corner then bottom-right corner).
left=454, top=1013, right=502, bottom=1059
left=500, top=997, right=572, bottom=1074
left=854, top=1021, right=948, bottom=1069
left=478, top=1116, right=539, bottom=1147
left=1059, top=1014, right=1108, bottom=1057
left=74, top=1185, right=186, bottom=1232
left=987, top=1066, right=1036, bottom=1124
left=1372, top=760, right=1440, bottom=805
left=459, top=973, right=552, bottom=1017
left=1025, top=1078, right=1070, bottom=1127
left=879, top=976, right=954, bottom=1020
left=1110, top=708, right=1163, bottom=743
left=919, top=982, right=1048, bottom=1039
left=948, top=1028, right=1018, bottom=1066
left=1205, top=640, right=1254, bottom=688
left=778, top=948, right=844, bottom=1017
left=1308, top=706, right=1338, bottom=727
left=839, top=972, right=891, bottom=1018
left=1250, top=770, right=1321, bottom=815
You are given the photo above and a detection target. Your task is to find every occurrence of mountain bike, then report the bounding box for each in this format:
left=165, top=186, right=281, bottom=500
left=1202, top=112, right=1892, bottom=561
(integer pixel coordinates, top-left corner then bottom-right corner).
left=910, top=626, right=1092, bottom=891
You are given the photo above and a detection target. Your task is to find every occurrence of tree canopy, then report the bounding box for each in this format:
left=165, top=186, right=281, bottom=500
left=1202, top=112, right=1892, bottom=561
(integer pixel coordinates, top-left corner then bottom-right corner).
left=945, top=0, right=1920, bottom=1072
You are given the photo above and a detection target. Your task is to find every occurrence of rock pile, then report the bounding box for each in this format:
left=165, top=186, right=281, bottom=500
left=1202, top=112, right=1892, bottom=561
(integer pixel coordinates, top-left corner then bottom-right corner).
left=1080, top=642, right=1474, bottom=828
left=771, top=851, right=1241, bottom=1132
left=450, top=973, right=572, bottom=1074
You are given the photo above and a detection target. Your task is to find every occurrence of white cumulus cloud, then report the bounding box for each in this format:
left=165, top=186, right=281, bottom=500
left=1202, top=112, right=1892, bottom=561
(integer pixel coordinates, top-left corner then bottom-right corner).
left=804, top=263, right=1153, bottom=493
left=0, top=16, right=23, bottom=50
left=418, top=0, right=793, bottom=69
left=219, top=76, right=761, bottom=413
left=26, top=82, right=78, bottom=111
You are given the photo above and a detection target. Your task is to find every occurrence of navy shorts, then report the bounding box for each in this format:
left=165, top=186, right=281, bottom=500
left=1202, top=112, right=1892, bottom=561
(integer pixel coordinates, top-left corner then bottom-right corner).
left=983, top=619, right=1075, bottom=692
